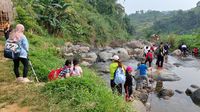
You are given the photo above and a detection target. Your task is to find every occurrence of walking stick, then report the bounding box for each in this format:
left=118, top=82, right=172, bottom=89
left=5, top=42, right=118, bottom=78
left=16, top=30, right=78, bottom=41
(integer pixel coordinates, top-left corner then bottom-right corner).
left=28, top=60, right=39, bottom=82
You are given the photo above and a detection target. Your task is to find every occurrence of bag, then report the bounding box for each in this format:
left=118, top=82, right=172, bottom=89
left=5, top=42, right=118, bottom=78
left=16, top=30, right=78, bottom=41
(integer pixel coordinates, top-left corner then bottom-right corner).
left=48, top=67, right=63, bottom=81
left=4, top=40, right=21, bottom=59
left=114, top=67, right=126, bottom=85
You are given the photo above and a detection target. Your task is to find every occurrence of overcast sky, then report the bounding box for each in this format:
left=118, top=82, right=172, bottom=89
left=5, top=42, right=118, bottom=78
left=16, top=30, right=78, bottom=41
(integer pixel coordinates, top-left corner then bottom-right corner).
left=117, top=0, right=200, bottom=14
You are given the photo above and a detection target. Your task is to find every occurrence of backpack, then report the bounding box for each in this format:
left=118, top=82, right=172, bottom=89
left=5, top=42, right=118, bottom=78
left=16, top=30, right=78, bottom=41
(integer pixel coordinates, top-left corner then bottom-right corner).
left=4, top=40, right=21, bottom=59
left=48, top=67, right=63, bottom=81
left=114, top=67, right=126, bottom=85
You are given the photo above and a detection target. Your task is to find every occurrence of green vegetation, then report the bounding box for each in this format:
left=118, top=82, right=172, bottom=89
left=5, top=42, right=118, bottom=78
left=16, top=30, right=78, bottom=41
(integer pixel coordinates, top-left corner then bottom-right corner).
left=13, top=0, right=135, bottom=46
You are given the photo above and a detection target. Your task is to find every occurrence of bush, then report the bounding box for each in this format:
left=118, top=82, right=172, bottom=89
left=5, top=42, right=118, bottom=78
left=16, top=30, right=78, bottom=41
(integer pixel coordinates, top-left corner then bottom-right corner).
left=41, top=68, right=133, bottom=112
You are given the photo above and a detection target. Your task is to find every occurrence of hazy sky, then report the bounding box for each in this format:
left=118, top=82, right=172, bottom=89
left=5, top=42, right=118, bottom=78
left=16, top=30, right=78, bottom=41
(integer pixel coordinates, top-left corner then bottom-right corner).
left=118, top=0, right=200, bottom=14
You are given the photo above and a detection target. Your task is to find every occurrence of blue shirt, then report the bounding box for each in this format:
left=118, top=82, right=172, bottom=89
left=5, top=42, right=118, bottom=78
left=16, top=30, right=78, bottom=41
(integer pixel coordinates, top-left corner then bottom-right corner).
left=19, top=36, right=29, bottom=58
left=137, top=64, right=147, bottom=76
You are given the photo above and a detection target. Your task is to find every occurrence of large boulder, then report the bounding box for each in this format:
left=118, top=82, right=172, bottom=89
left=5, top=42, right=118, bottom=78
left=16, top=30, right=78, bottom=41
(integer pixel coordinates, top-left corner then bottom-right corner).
left=80, top=52, right=97, bottom=63
left=110, top=48, right=130, bottom=61
left=157, top=89, right=174, bottom=100
left=151, top=69, right=181, bottom=81
left=125, top=40, right=144, bottom=49
left=191, top=89, right=200, bottom=106
left=98, top=48, right=130, bottom=62
left=94, top=62, right=110, bottom=74
left=98, top=51, right=113, bottom=62
left=172, top=49, right=182, bottom=56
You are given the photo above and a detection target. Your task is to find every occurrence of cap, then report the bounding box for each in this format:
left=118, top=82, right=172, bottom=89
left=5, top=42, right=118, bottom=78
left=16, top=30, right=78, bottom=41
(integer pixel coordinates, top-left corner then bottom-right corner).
left=126, top=66, right=133, bottom=72
left=111, top=55, right=119, bottom=61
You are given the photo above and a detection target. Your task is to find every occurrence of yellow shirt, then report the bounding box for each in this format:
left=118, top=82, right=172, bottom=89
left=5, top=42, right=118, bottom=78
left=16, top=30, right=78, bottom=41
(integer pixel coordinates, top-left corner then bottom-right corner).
left=109, top=62, right=125, bottom=80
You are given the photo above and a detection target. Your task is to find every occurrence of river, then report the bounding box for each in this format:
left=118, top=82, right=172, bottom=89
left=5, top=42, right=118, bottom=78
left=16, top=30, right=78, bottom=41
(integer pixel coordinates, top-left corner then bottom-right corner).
left=150, top=56, right=200, bottom=112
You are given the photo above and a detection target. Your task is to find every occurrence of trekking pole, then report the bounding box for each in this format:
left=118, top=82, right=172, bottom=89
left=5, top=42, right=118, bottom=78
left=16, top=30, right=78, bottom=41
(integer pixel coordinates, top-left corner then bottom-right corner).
left=28, top=59, right=39, bottom=82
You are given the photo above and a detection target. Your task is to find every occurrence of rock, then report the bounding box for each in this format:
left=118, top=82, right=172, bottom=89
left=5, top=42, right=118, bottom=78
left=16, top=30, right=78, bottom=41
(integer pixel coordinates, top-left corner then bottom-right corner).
left=191, top=84, right=200, bottom=89
left=175, top=90, right=184, bottom=94
left=94, top=62, right=110, bottom=74
left=157, top=89, right=174, bottom=99
left=81, top=61, right=92, bottom=66
left=139, top=93, right=149, bottom=104
left=132, top=100, right=146, bottom=112
left=98, top=51, right=113, bottom=62
left=185, top=88, right=193, bottom=96
left=63, top=53, right=73, bottom=57
left=125, top=40, right=144, bottom=49
left=152, top=69, right=181, bottom=81
left=78, top=46, right=90, bottom=53
left=81, top=52, right=97, bottom=63
left=172, top=49, right=182, bottom=56
left=191, top=89, right=200, bottom=106
left=111, top=48, right=130, bottom=61
left=173, top=63, right=182, bottom=67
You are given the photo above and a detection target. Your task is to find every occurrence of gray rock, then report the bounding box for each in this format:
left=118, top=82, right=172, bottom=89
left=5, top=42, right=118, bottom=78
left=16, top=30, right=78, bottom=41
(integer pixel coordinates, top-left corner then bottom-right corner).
left=111, top=48, right=130, bottom=61
left=81, top=52, right=97, bottom=63
left=185, top=88, right=193, bottom=96
left=191, top=85, right=200, bottom=89
left=94, top=62, right=110, bottom=74
left=175, top=90, right=184, bottom=94
left=98, top=51, right=113, bottom=62
left=158, top=89, right=174, bottom=99
left=172, top=49, right=182, bottom=56
left=191, top=89, right=200, bottom=106
left=125, top=40, right=144, bottom=49
left=152, top=69, right=181, bottom=81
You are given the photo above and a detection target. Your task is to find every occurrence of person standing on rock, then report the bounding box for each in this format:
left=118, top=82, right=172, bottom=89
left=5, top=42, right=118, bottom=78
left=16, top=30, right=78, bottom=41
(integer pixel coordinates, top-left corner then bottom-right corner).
left=164, top=42, right=170, bottom=63
left=9, top=24, right=31, bottom=83
left=124, top=66, right=134, bottom=101
left=156, top=42, right=164, bottom=68
left=110, top=55, right=125, bottom=95
left=145, top=50, right=153, bottom=67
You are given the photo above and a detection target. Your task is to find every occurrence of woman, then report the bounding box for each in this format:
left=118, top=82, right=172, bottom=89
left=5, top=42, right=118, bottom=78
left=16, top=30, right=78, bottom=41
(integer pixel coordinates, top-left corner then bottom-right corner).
left=9, top=24, right=30, bottom=83
left=70, top=59, right=83, bottom=77
left=109, top=55, right=125, bottom=95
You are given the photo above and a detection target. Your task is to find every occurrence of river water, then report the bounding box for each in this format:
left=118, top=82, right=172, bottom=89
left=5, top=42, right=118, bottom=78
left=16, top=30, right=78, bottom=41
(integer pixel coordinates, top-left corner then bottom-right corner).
left=98, top=55, right=200, bottom=112
left=150, top=56, right=200, bottom=112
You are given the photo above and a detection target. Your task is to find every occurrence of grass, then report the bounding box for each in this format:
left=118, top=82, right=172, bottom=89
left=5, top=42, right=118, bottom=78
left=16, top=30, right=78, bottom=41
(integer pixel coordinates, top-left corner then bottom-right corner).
left=0, top=35, right=134, bottom=112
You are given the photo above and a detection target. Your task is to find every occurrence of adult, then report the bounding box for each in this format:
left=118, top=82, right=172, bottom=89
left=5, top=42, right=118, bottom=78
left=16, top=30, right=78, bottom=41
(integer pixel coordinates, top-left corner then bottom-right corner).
left=109, top=55, right=125, bottom=94
left=4, top=23, right=12, bottom=40
left=156, top=42, right=164, bottom=68
left=181, top=43, right=187, bottom=56
left=9, top=24, right=30, bottom=83
left=163, top=42, right=170, bottom=63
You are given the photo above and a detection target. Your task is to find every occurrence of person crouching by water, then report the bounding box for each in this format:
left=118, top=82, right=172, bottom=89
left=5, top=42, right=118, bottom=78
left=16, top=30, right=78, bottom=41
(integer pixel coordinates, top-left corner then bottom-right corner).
left=124, top=66, right=134, bottom=101
left=110, top=55, right=125, bottom=95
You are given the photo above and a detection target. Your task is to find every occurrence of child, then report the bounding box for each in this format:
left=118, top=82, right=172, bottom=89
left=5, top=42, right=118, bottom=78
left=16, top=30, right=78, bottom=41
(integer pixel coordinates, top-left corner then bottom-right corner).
left=136, top=61, right=149, bottom=89
left=124, top=66, right=134, bottom=101
left=59, top=60, right=71, bottom=78
left=71, top=59, right=83, bottom=77
left=145, top=50, right=153, bottom=67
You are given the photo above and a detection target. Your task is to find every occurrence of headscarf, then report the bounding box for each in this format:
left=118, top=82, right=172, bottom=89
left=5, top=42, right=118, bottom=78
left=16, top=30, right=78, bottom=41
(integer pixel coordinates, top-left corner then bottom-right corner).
left=9, top=24, right=25, bottom=42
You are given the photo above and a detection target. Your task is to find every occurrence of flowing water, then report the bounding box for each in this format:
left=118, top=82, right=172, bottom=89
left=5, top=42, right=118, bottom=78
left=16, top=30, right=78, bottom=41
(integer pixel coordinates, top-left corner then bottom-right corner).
left=98, top=55, right=200, bottom=112
left=150, top=56, right=200, bottom=112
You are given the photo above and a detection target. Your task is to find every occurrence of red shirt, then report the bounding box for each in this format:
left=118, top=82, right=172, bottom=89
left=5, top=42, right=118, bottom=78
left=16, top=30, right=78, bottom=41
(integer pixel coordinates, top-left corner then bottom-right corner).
left=146, top=52, right=153, bottom=60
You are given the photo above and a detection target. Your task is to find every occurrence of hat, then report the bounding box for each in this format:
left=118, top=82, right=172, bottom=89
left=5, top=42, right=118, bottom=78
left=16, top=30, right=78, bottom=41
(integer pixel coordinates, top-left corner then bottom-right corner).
left=111, top=55, right=119, bottom=61
left=126, top=66, right=133, bottom=72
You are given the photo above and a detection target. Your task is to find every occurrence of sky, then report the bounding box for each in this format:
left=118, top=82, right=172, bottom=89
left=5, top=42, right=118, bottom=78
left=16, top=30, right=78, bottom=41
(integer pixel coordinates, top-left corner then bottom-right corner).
left=117, top=0, right=200, bottom=14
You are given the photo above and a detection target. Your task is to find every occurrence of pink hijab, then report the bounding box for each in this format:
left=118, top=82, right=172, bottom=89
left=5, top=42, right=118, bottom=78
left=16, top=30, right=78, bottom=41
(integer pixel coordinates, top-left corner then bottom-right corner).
left=9, top=24, right=25, bottom=42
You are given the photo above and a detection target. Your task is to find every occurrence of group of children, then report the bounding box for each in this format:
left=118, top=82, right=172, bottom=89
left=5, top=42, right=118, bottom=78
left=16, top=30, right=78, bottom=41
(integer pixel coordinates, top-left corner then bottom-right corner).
left=48, top=59, right=83, bottom=81
left=110, top=55, right=149, bottom=101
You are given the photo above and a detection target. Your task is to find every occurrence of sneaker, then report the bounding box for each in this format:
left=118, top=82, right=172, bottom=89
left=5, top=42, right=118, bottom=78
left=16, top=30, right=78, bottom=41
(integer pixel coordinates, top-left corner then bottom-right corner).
left=16, top=77, right=23, bottom=82
left=22, top=78, right=33, bottom=83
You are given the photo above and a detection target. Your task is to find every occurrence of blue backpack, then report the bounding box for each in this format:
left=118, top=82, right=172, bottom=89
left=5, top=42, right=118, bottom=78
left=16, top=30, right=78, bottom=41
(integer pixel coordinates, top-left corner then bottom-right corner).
left=4, top=40, right=21, bottom=59
left=114, top=67, right=126, bottom=85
